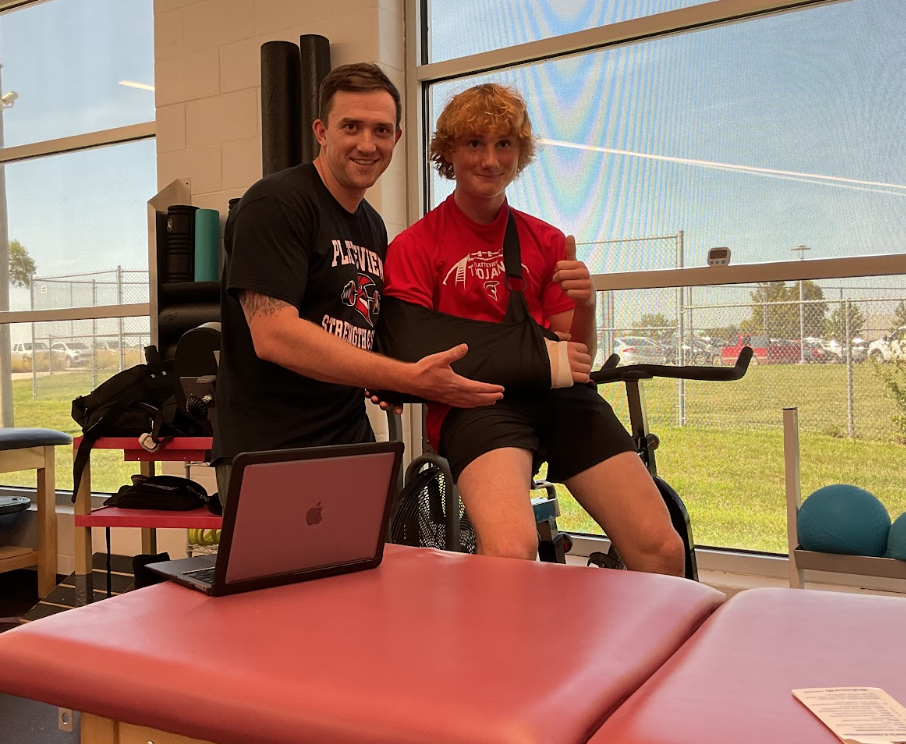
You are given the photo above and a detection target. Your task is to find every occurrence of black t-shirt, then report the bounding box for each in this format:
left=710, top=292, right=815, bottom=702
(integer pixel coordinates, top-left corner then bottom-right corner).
left=212, top=163, right=387, bottom=463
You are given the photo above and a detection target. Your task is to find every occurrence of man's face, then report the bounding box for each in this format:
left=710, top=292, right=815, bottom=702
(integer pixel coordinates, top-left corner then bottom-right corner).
left=447, top=131, right=519, bottom=201
left=313, top=90, right=401, bottom=201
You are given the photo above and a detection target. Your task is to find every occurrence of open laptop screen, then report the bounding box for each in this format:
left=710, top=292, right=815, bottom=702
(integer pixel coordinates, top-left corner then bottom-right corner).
left=223, top=448, right=399, bottom=584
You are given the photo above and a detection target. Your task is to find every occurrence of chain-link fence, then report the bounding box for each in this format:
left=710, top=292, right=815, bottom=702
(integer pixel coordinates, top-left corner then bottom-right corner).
left=595, top=281, right=906, bottom=444
left=13, top=268, right=151, bottom=396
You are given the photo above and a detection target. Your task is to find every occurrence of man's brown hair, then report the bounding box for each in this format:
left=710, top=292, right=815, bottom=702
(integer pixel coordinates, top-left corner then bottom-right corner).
left=319, top=63, right=402, bottom=130
left=430, top=83, right=537, bottom=180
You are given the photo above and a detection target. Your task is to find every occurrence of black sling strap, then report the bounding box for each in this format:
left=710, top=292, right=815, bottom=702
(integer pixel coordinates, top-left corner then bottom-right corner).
left=373, top=209, right=557, bottom=402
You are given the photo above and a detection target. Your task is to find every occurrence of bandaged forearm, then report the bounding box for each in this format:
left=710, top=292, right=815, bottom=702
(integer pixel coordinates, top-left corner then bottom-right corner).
left=544, top=339, right=574, bottom=388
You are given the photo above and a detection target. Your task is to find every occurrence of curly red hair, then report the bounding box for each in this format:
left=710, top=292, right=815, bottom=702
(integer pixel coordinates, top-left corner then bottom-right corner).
left=430, top=83, right=536, bottom=180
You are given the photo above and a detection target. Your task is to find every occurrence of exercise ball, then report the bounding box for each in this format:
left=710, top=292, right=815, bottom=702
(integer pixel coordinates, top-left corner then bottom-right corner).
left=885, top=512, right=906, bottom=560
left=797, top=484, right=890, bottom=557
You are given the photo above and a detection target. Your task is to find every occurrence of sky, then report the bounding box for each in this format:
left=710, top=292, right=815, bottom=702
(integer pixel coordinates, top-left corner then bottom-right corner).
left=1, top=0, right=155, bottom=323
left=428, top=0, right=906, bottom=274
left=2, top=0, right=906, bottom=340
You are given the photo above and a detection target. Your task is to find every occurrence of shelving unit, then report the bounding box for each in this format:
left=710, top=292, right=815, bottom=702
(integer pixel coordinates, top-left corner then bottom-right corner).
left=147, top=179, right=221, bottom=360
left=783, top=406, right=906, bottom=589
left=72, top=436, right=217, bottom=605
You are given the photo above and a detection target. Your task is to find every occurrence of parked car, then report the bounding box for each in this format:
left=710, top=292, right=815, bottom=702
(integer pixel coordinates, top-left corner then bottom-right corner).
left=663, top=338, right=722, bottom=365
left=51, top=340, right=93, bottom=368
left=611, top=336, right=667, bottom=365
left=11, top=341, right=49, bottom=361
left=721, top=334, right=799, bottom=365
left=95, top=339, right=124, bottom=351
left=868, top=326, right=906, bottom=363
left=818, top=339, right=844, bottom=362
left=802, top=339, right=834, bottom=364
left=851, top=337, right=868, bottom=362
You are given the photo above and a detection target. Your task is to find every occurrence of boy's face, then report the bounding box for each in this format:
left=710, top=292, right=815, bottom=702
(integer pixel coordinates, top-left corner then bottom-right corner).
left=447, top=130, right=519, bottom=202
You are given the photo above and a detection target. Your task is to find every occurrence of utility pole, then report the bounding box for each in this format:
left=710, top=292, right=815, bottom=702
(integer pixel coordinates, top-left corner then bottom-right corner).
left=0, top=60, right=18, bottom=427
left=792, top=244, right=811, bottom=364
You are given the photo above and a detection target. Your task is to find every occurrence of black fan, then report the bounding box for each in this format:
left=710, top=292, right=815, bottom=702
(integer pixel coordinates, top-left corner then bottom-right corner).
left=389, top=463, right=476, bottom=553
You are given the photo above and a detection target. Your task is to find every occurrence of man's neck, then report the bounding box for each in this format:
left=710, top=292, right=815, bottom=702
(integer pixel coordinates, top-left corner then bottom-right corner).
left=453, top=190, right=506, bottom=225
left=314, top=155, right=364, bottom=213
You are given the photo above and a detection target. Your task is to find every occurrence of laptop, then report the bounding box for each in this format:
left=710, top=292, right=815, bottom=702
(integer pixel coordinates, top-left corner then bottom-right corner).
left=147, top=441, right=403, bottom=596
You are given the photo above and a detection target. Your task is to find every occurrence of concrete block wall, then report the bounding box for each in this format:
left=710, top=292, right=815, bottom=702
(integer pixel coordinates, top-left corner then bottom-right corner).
left=153, top=0, right=408, bottom=239
left=151, top=0, right=408, bottom=496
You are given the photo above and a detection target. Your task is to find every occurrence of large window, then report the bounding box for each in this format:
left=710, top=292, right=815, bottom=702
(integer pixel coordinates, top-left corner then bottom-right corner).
left=416, top=0, right=906, bottom=555
left=0, top=0, right=155, bottom=493
left=426, top=0, right=714, bottom=64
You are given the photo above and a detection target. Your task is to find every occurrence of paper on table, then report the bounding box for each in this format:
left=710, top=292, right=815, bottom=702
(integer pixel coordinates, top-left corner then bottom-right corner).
left=793, top=687, right=906, bottom=744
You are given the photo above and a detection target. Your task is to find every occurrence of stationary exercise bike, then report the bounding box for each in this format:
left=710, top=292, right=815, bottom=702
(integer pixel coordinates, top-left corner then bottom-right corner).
left=388, top=348, right=753, bottom=581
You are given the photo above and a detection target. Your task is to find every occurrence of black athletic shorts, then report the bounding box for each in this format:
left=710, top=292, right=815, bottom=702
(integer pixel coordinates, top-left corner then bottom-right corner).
left=438, top=384, right=636, bottom=483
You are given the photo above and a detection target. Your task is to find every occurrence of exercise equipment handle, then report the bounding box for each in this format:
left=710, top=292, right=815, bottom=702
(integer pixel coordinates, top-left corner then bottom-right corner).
left=590, top=347, right=753, bottom=384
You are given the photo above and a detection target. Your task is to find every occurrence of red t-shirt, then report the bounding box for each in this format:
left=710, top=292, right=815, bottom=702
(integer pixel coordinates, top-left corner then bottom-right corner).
left=384, top=195, right=574, bottom=447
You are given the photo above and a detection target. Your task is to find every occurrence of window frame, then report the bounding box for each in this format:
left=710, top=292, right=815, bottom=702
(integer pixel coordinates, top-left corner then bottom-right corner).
left=0, top=0, right=154, bottom=330
left=404, top=0, right=906, bottom=573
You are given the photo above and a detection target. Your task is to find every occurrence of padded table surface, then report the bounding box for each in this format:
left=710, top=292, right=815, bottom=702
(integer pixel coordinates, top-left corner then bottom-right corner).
left=0, top=546, right=724, bottom=744
left=588, top=587, right=906, bottom=744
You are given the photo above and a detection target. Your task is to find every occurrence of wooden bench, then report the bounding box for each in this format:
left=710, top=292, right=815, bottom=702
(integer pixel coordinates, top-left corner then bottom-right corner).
left=0, top=427, right=72, bottom=597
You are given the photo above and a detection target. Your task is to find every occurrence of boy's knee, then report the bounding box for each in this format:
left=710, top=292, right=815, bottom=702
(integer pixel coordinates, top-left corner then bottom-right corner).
left=477, top=530, right=539, bottom=561
left=617, top=524, right=685, bottom=577
left=638, top=527, right=685, bottom=576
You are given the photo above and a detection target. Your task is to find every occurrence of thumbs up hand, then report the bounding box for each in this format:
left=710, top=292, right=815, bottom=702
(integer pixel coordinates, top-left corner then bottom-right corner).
left=552, top=235, right=594, bottom=308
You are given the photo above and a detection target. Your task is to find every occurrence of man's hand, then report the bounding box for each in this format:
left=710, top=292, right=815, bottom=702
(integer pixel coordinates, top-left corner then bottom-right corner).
left=365, top=390, right=404, bottom=415
left=410, top=344, right=504, bottom=407
left=552, top=235, right=594, bottom=308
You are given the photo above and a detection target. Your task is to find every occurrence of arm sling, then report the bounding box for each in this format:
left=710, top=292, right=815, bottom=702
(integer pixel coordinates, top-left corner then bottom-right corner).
left=374, top=210, right=560, bottom=403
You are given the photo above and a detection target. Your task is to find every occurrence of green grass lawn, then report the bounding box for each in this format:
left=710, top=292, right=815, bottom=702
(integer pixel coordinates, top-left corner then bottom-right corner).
left=553, top=425, right=906, bottom=554
left=4, top=363, right=905, bottom=554
left=5, top=370, right=162, bottom=495
left=550, top=363, right=906, bottom=553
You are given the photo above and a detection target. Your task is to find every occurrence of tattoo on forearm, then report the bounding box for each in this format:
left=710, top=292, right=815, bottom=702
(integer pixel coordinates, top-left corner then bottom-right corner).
left=240, top=291, right=292, bottom=324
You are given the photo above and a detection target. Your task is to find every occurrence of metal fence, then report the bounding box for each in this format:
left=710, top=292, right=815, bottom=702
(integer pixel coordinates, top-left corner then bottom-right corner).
left=595, top=282, right=906, bottom=443
left=14, top=268, right=151, bottom=395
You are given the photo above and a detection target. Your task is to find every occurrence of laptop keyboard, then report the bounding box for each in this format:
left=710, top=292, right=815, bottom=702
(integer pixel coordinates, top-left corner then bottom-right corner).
left=183, top=566, right=216, bottom=585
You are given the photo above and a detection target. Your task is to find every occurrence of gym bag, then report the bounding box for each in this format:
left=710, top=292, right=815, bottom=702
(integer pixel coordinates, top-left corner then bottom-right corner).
left=375, top=211, right=557, bottom=402
left=103, top=475, right=208, bottom=511
left=70, top=346, right=203, bottom=502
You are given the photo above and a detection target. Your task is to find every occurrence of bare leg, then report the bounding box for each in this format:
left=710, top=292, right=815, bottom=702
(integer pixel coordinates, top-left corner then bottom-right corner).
left=565, top=451, right=685, bottom=576
left=456, top=447, right=538, bottom=560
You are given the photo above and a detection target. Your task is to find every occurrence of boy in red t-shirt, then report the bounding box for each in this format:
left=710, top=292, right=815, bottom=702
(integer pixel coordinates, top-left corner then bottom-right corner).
left=384, top=84, right=683, bottom=576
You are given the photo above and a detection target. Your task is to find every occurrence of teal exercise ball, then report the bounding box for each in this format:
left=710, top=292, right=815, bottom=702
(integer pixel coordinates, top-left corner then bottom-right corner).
left=797, top=484, right=890, bottom=557
left=885, top=512, right=906, bottom=560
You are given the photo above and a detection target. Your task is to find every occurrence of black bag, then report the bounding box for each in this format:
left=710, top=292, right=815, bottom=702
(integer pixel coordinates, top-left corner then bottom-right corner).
left=104, top=475, right=208, bottom=511
left=70, top=346, right=203, bottom=502
left=375, top=211, right=557, bottom=403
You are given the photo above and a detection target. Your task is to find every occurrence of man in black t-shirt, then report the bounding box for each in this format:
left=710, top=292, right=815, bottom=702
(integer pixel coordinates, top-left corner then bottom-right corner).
left=213, top=64, right=503, bottom=496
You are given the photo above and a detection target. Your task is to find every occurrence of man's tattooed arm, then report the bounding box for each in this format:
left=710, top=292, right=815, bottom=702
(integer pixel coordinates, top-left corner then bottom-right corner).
left=239, top=290, right=293, bottom=326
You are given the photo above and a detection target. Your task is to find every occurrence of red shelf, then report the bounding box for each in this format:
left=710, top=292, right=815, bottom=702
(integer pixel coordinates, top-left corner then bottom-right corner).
left=73, top=436, right=212, bottom=462
left=74, top=506, right=221, bottom=529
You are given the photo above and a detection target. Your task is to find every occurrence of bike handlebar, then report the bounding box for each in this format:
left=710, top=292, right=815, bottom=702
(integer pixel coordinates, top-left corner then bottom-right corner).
left=590, top=347, right=753, bottom=384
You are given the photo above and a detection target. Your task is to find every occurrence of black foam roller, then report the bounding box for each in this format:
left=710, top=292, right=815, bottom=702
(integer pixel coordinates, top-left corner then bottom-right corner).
left=261, top=41, right=302, bottom=176
left=299, top=35, right=331, bottom=164
left=158, top=302, right=222, bottom=341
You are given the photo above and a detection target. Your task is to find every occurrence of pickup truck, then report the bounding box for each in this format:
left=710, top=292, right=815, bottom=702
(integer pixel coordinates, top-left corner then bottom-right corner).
left=721, top=335, right=799, bottom=365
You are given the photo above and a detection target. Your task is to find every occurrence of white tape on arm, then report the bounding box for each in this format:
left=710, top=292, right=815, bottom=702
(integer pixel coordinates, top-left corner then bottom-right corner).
left=544, top=339, right=574, bottom=388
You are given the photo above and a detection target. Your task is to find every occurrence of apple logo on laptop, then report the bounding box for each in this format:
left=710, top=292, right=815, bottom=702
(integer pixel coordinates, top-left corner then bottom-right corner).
left=306, top=502, right=323, bottom=526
